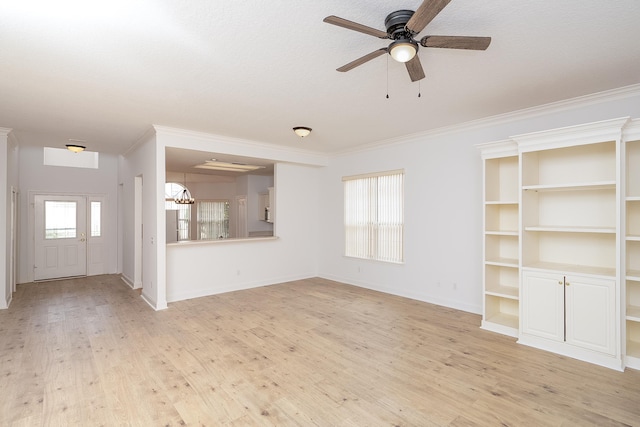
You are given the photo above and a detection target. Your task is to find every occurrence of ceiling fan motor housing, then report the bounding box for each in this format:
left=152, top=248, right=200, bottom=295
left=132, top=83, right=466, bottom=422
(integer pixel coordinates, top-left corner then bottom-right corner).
left=384, top=10, right=415, bottom=38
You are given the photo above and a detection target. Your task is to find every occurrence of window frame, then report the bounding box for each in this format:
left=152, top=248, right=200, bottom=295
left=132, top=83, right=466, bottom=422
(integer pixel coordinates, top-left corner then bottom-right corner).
left=196, top=199, right=230, bottom=240
left=343, top=169, right=405, bottom=264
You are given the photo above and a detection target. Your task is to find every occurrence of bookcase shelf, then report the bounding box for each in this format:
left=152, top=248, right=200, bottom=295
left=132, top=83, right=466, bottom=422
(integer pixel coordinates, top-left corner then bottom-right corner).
left=479, top=140, right=520, bottom=339
left=523, top=181, right=616, bottom=192
left=525, top=225, right=616, bottom=234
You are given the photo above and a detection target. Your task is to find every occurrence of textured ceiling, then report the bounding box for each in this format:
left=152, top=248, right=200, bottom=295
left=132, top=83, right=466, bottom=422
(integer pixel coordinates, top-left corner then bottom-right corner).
left=2, top=0, right=640, bottom=155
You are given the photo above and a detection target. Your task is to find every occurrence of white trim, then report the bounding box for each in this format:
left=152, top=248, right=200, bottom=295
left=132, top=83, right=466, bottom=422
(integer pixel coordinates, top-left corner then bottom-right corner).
left=140, top=292, right=166, bottom=311
left=476, top=140, right=519, bottom=159
left=513, top=117, right=629, bottom=152
left=166, top=272, right=313, bottom=303
left=320, top=273, right=482, bottom=315
left=123, top=126, right=156, bottom=157
left=624, top=118, right=640, bottom=141
left=518, top=334, right=624, bottom=372
left=342, top=169, right=404, bottom=182
left=120, top=274, right=134, bottom=288
left=336, top=83, right=640, bottom=156
left=154, top=125, right=330, bottom=167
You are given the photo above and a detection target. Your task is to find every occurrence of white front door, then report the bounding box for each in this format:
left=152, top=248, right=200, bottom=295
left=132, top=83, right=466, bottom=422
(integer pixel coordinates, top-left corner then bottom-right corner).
left=34, top=195, right=87, bottom=280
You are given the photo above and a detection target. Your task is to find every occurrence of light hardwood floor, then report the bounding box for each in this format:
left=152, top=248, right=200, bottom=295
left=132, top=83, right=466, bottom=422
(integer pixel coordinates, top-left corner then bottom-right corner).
left=1, top=275, right=639, bottom=426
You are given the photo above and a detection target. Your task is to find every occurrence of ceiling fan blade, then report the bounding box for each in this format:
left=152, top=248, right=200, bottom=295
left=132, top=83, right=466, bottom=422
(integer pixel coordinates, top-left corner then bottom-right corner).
left=323, top=15, right=389, bottom=39
left=337, top=48, right=388, bottom=72
left=406, top=0, right=452, bottom=35
left=405, top=55, right=426, bottom=82
left=420, top=35, right=491, bottom=50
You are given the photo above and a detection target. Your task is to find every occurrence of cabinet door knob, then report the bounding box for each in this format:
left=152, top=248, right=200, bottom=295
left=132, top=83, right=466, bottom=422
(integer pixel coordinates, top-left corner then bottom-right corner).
left=565, top=281, right=570, bottom=286
left=558, top=280, right=563, bottom=285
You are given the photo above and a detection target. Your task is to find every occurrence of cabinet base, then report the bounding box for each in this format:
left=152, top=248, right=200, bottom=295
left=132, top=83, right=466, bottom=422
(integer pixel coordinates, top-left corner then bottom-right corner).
left=518, top=334, right=623, bottom=371
left=481, top=320, right=518, bottom=338
left=625, top=355, right=640, bottom=371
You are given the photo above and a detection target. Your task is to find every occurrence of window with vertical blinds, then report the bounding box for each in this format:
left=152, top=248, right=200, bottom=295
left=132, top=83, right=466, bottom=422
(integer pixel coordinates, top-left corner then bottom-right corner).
left=343, top=170, right=404, bottom=263
left=165, top=182, right=191, bottom=241
left=165, top=200, right=191, bottom=241
left=197, top=200, right=230, bottom=240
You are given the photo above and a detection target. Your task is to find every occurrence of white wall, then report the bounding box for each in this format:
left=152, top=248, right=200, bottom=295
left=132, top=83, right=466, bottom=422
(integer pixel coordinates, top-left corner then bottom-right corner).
left=0, top=128, right=17, bottom=308
left=121, top=131, right=164, bottom=309
left=319, top=87, right=640, bottom=314
left=157, top=126, right=326, bottom=303
left=166, top=163, right=319, bottom=301
left=17, top=145, right=120, bottom=284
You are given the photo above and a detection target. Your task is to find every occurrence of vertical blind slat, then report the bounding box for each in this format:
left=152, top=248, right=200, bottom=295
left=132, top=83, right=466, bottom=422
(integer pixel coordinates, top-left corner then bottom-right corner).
left=344, top=171, right=403, bottom=263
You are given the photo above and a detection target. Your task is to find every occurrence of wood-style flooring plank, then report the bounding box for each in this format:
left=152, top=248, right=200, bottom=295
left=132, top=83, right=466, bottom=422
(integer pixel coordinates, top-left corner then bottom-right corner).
left=1, top=275, right=640, bottom=426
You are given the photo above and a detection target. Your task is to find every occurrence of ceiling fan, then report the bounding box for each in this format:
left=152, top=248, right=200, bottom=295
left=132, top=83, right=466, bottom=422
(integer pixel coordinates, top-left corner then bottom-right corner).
left=323, top=0, right=491, bottom=82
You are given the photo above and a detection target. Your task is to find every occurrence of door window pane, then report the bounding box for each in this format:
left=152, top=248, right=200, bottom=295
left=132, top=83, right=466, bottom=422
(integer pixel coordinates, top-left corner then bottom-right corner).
left=91, top=201, right=101, bottom=237
left=45, top=201, right=77, bottom=239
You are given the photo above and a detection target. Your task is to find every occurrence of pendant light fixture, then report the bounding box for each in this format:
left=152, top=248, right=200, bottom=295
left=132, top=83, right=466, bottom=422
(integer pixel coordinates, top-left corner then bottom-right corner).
left=174, top=173, right=195, bottom=205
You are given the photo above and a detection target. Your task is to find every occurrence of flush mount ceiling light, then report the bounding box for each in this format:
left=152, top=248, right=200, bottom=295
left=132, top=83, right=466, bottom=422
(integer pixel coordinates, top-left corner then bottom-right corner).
left=389, top=38, right=418, bottom=63
left=293, top=127, right=312, bottom=138
left=194, top=160, right=266, bottom=173
left=65, top=141, right=86, bottom=153
left=174, top=173, right=194, bottom=204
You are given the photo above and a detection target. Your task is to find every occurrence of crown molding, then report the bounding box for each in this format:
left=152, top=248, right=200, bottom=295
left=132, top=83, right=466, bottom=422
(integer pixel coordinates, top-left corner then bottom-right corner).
left=123, top=126, right=157, bottom=157
left=475, top=139, right=518, bottom=159
left=512, top=116, right=629, bottom=152
left=624, top=118, right=640, bottom=141
left=335, top=83, right=640, bottom=157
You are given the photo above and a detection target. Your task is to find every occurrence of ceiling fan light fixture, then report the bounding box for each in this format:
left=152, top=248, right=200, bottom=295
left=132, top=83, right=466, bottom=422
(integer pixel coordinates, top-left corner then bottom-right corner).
left=389, top=38, right=418, bottom=63
left=293, top=127, right=312, bottom=138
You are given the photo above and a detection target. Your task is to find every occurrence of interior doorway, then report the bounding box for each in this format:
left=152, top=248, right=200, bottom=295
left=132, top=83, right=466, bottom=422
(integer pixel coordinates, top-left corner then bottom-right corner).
left=10, top=188, right=18, bottom=292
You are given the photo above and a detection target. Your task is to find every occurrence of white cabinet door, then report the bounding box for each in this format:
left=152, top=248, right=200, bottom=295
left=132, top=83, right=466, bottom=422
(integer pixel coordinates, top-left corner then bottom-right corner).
left=521, top=270, right=565, bottom=342
left=565, top=275, right=616, bottom=355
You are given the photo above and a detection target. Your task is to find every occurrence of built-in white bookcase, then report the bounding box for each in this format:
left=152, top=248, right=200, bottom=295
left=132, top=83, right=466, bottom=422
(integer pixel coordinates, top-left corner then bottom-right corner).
left=478, top=117, right=640, bottom=371
left=478, top=141, right=520, bottom=337
left=625, top=122, right=640, bottom=369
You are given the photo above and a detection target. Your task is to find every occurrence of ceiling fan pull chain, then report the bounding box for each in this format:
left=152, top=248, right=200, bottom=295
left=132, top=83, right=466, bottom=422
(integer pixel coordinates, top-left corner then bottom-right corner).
left=418, top=80, right=421, bottom=98
left=386, top=55, right=390, bottom=99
